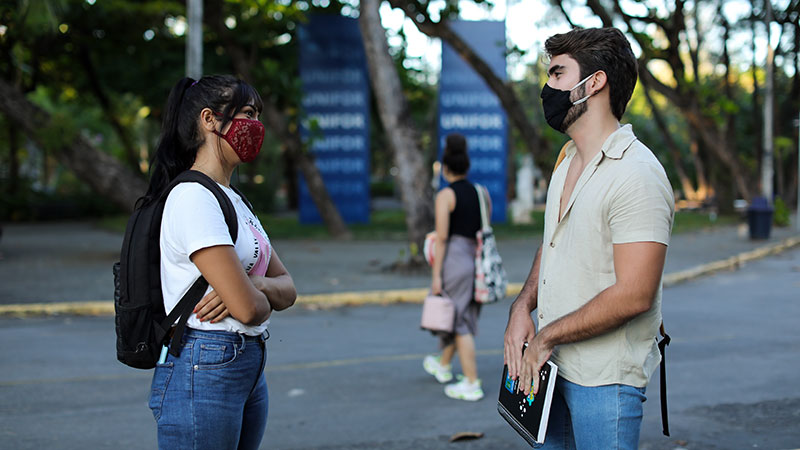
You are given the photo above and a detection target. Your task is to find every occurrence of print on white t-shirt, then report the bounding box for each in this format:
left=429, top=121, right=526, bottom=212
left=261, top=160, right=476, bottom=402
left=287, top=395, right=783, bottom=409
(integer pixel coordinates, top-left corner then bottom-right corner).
left=160, top=182, right=271, bottom=336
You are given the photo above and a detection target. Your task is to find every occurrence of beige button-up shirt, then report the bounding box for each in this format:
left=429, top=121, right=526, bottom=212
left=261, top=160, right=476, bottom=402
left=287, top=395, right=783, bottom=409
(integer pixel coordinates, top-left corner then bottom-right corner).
left=539, top=124, right=674, bottom=388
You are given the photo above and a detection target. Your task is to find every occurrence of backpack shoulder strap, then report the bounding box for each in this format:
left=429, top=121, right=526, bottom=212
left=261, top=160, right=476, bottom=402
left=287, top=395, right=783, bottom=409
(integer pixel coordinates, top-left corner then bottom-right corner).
left=171, top=170, right=239, bottom=243
left=553, top=140, right=572, bottom=172
left=158, top=170, right=241, bottom=357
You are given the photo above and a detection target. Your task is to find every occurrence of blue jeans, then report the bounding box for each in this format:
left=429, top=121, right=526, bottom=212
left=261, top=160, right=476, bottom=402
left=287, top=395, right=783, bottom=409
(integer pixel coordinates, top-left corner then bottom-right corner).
left=149, top=328, right=269, bottom=450
left=539, top=376, right=646, bottom=450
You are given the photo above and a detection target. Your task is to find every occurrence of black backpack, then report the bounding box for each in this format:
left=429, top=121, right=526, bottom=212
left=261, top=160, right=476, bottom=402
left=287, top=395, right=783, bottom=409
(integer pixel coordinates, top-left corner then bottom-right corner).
left=113, top=170, right=251, bottom=369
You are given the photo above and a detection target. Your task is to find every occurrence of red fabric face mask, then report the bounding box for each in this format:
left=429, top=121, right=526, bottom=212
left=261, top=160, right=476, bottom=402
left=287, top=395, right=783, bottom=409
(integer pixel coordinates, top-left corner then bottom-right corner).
left=213, top=117, right=265, bottom=163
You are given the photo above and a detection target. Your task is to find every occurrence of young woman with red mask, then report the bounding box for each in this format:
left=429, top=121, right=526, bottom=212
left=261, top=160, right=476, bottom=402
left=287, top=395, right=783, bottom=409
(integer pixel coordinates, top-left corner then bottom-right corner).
left=145, top=75, right=296, bottom=450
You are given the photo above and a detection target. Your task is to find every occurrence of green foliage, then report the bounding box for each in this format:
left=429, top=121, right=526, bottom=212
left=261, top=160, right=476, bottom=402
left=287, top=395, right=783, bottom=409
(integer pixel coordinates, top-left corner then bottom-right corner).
left=3, top=0, right=798, bottom=228
left=772, top=197, right=790, bottom=227
left=0, top=170, right=123, bottom=221
left=1, top=0, right=329, bottom=219
left=235, top=136, right=284, bottom=212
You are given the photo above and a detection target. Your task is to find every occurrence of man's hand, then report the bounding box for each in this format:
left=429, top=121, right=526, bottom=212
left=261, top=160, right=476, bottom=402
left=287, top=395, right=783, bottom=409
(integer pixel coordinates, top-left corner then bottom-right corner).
left=503, top=303, right=536, bottom=381
left=519, top=334, right=553, bottom=396
left=193, top=290, right=230, bottom=323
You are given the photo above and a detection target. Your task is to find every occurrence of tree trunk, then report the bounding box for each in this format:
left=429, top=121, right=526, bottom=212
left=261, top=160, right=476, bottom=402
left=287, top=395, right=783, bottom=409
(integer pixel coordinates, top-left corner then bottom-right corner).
left=360, top=0, right=433, bottom=257
left=261, top=104, right=352, bottom=239
left=506, top=131, right=517, bottom=203
left=386, top=0, right=553, bottom=179
left=686, top=109, right=751, bottom=200
left=7, top=117, right=19, bottom=195
left=586, top=0, right=752, bottom=201
left=640, top=83, right=697, bottom=201
left=688, top=128, right=710, bottom=201
left=638, top=66, right=752, bottom=200
left=77, top=47, right=141, bottom=172
left=283, top=152, right=299, bottom=210
left=0, top=78, right=147, bottom=211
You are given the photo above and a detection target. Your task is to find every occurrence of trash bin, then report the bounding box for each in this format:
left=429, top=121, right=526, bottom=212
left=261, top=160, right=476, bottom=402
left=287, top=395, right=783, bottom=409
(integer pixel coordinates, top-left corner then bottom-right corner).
left=747, top=196, right=773, bottom=240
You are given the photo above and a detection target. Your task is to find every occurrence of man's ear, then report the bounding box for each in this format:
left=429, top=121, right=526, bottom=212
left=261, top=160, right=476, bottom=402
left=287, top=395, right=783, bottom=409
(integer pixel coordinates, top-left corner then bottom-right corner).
left=199, top=108, right=217, bottom=132
left=589, top=71, right=608, bottom=95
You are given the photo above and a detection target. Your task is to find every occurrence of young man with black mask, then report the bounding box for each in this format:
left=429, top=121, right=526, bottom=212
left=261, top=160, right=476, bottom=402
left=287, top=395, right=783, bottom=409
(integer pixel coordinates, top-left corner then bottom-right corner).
left=503, top=28, right=675, bottom=448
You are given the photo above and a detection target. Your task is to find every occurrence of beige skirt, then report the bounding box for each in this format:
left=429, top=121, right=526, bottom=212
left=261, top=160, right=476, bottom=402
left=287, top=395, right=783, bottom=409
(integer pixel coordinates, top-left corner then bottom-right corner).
left=437, top=235, right=481, bottom=346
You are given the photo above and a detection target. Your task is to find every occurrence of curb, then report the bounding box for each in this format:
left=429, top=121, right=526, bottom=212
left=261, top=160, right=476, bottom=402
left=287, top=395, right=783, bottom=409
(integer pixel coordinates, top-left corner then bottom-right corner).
left=661, top=235, right=800, bottom=287
left=2, top=235, right=798, bottom=318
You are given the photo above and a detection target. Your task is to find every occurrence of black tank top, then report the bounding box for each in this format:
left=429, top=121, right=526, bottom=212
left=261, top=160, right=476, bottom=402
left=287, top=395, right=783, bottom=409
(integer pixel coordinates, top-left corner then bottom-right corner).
left=448, top=179, right=481, bottom=238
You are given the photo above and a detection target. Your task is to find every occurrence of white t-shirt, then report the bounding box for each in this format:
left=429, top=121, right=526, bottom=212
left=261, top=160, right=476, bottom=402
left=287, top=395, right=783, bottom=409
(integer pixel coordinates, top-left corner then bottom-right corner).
left=160, top=182, right=271, bottom=336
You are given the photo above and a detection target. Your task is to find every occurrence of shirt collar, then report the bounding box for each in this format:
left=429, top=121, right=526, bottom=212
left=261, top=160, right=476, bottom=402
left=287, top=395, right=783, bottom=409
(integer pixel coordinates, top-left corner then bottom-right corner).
left=600, top=124, right=636, bottom=160
left=562, top=124, right=636, bottom=164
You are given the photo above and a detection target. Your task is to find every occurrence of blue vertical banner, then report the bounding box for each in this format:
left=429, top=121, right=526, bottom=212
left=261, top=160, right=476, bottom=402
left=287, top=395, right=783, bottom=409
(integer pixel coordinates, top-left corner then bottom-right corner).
left=298, top=15, right=370, bottom=224
left=438, top=20, right=507, bottom=223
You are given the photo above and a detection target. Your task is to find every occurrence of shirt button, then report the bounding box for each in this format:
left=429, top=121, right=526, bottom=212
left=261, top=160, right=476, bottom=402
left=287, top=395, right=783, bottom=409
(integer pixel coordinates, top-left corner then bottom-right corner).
left=539, top=313, right=544, bottom=319
left=193, top=365, right=199, bottom=370
left=543, top=279, right=546, bottom=285
left=550, top=242, right=555, bottom=248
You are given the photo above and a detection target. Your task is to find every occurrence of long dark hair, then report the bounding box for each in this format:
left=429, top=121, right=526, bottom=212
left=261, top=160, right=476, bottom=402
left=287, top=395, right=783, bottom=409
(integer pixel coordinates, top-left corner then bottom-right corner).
left=141, top=75, right=263, bottom=206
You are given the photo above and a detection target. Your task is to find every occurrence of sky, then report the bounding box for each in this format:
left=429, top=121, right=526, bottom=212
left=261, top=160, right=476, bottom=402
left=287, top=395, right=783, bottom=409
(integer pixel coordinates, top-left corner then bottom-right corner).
left=377, top=0, right=794, bottom=82
left=379, top=0, right=586, bottom=81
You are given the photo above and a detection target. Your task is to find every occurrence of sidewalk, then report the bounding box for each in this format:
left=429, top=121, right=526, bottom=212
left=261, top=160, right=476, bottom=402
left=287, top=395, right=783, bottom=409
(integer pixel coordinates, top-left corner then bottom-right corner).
left=0, top=219, right=798, bottom=314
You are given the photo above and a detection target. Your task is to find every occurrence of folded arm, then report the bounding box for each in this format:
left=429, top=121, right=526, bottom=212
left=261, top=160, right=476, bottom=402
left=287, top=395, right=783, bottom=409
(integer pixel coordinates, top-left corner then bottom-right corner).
left=249, top=250, right=297, bottom=311
left=191, top=245, right=272, bottom=326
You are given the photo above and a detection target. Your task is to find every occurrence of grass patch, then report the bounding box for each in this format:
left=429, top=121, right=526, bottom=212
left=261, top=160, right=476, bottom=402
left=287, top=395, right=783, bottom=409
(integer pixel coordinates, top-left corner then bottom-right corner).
left=258, top=209, right=409, bottom=240
left=671, top=211, right=740, bottom=234
left=258, top=209, right=545, bottom=240
left=96, top=215, right=129, bottom=233
left=492, top=211, right=545, bottom=238
left=96, top=209, right=741, bottom=241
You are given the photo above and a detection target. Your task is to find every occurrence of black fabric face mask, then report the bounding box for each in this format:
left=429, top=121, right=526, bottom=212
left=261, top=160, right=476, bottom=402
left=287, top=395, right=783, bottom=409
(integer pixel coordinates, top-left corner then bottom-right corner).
left=540, top=72, right=595, bottom=132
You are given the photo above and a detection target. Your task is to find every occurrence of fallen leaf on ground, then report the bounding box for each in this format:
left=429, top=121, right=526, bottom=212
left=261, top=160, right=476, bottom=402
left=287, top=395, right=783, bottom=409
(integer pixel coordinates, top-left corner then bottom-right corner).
left=449, top=431, right=484, bottom=442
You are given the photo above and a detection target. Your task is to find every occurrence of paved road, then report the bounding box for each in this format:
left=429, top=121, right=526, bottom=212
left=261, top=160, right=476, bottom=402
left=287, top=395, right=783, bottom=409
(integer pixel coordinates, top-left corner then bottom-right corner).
left=1, top=248, right=799, bottom=449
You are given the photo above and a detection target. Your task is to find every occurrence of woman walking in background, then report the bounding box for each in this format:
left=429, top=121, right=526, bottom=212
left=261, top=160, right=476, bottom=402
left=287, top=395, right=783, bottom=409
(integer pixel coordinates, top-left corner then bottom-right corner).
left=423, top=133, right=489, bottom=401
left=146, top=75, right=296, bottom=449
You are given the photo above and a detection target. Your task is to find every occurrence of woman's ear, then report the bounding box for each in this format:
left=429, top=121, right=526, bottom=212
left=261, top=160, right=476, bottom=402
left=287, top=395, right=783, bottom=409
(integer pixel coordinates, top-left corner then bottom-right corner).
left=199, top=108, right=217, bottom=132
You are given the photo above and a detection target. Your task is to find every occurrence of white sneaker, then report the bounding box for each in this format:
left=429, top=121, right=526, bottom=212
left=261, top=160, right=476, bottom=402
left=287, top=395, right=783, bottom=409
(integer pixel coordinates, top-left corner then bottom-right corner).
left=423, top=355, right=453, bottom=383
left=444, top=377, right=484, bottom=401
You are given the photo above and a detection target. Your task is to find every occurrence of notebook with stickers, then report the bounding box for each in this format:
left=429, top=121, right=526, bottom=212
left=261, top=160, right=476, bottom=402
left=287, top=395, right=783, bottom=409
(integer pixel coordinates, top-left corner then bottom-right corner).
left=497, top=359, right=558, bottom=447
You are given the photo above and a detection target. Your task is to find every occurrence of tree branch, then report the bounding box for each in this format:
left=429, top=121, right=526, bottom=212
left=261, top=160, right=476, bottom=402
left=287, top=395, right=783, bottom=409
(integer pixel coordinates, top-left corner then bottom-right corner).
left=77, top=46, right=141, bottom=172
left=0, top=78, right=147, bottom=211
left=584, top=0, right=615, bottom=27
left=387, top=0, right=552, bottom=178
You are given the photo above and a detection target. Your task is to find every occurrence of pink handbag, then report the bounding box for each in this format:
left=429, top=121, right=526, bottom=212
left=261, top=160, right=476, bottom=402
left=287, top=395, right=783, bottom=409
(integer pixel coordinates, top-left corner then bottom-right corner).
left=420, top=294, right=455, bottom=333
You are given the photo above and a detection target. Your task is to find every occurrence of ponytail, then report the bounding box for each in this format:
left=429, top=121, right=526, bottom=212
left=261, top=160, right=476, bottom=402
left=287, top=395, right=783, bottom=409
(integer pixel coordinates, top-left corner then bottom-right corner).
left=140, top=75, right=265, bottom=207
left=142, top=77, right=196, bottom=206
